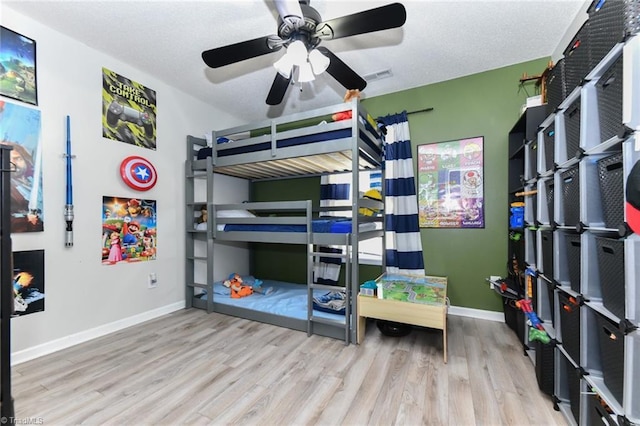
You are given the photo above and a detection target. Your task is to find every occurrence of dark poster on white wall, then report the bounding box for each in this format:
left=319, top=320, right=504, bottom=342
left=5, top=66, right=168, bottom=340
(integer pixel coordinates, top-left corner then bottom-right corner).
left=102, top=67, right=156, bottom=150
left=12, top=249, right=45, bottom=317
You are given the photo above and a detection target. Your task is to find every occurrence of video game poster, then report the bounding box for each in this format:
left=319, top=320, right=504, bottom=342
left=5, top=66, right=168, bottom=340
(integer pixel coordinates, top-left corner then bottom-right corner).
left=102, top=67, right=156, bottom=150
left=417, top=136, right=484, bottom=228
left=12, top=249, right=45, bottom=317
left=0, top=26, right=38, bottom=106
left=102, top=196, right=157, bottom=265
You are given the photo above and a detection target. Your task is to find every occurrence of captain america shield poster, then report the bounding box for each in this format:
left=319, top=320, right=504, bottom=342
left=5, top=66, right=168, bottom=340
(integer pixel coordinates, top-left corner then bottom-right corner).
left=120, top=155, right=157, bottom=191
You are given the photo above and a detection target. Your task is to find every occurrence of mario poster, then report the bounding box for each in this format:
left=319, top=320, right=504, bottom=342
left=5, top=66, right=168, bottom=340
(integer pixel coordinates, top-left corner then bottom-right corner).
left=101, top=196, right=157, bottom=265
left=102, top=67, right=157, bottom=150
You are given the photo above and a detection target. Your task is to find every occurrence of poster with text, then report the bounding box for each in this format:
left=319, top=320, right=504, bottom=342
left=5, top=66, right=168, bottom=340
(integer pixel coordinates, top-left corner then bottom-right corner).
left=12, top=249, right=45, bottom=317
left=102, top=196, right=157, bottom=265
left=417, top=136, right=484, bottom=228
left=0, top=100, right=44, bottom=232
left=102, top=67, right=156, bottom=150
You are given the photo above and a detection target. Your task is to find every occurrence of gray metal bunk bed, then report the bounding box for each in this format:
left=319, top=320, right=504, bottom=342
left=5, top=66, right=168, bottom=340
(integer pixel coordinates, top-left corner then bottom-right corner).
left=185, top=99, right=384, bottom=344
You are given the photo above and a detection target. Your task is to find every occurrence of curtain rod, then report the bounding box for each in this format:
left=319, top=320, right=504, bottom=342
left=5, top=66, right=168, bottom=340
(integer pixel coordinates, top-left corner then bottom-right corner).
left=407, top=107, right=434, bottom=115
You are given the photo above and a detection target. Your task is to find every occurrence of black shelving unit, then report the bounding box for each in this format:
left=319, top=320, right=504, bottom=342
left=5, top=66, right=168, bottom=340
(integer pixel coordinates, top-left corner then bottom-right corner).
left=0, top=144, right=14, bottom=420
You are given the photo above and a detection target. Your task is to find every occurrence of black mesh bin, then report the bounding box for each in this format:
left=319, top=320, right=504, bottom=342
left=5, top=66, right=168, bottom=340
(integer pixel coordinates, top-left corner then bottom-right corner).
left=564, top=97, right=581, bottom=160
left=595, top=236, right=626, bottom=319
left=597, top=152, right=625, bottom=229
left=561, top=166, right=580, bottom=227
left=545, top=179, right=555, bottom=224
left=528, top=140, right=538, bottom=179
left=544, top=278, right=556, bottom=325
left=565, top=232, right=581, bottom=293
left=562, top=354, right=581, bottom=423
left=559, top=291, right=580, bottom=364
left=594, top=312, right=625, bottom=405
left=541, top=230, right=554, bottom=281
left=543, top=124, right=555, bottom=171
left=503, top=297, right=525, bottom=344
left=588, top=0, right=626, bottom=68
left=596, top=56, right=624, bottom=144
left=587, top=390, right=617, bottom=426
left=564, top=21, right=591, bottom=94
left=546, top=59, right=566, bottom=117
left=535, top=339, right=554, bottom=396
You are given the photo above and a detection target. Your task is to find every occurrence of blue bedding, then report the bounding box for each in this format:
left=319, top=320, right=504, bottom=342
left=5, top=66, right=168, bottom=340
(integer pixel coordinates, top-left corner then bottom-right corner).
left=197, top=127, right=381, bottom=160
left=200, top=279, right=345, bottom=321
left=223, top=218, right=355, bottom=233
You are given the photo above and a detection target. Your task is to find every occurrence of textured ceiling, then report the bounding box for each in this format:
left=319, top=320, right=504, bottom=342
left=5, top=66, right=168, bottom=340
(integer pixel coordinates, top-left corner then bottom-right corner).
left=4, top=0, right=587, bottom=122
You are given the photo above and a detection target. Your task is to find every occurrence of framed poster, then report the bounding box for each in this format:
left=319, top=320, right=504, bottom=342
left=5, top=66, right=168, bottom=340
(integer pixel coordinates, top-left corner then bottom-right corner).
left=102, top=67, right=156, bottom=150
left=0, top=26, right=38, bottom=106
left=101, top=196, right=157, bottom=265
left=0, top=100, right=44, bottom=232
left=12, top=249, right=45, bottom=316
left=417, top=136, right=484, bottom=228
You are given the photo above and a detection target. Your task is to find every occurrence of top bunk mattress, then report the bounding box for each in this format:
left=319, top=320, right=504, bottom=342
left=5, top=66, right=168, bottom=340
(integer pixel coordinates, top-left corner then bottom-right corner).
left=222, top=219, right=379, bottom=233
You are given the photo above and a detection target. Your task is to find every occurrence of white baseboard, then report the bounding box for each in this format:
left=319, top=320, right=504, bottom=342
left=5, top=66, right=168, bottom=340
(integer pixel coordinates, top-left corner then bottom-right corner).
left=12, top=302, right=184, bottom=365
left=448, top=305, right=505, bottom=322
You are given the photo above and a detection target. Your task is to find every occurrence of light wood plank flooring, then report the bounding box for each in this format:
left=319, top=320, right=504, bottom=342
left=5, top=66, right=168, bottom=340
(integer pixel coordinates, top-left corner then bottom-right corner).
left=12, top=309, right=567, bottom=425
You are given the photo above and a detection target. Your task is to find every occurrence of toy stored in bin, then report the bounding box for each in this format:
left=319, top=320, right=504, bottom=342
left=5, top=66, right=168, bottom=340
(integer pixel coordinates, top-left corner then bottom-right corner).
left=510, top=202, right=525, bottom=229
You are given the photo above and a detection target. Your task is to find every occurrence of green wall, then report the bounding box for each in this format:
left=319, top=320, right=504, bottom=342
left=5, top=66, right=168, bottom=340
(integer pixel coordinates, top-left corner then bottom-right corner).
left=252, top=57, right=549, bottom=312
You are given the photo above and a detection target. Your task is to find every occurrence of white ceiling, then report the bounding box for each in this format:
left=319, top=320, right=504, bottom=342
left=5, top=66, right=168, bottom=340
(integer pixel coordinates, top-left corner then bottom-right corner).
left=4, top=0, right=588, bottom=122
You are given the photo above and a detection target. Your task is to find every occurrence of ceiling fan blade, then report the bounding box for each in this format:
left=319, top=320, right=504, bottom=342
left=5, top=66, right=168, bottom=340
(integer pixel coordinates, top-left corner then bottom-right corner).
left=266, top=72, right=292, bottom=105
left=316, top=47, right=366, bottom=91
left=202, top=36, right=281, bottom=68
left=315, top=3, right=406, bottom=40
left=274, top=0, right=304, bottom=24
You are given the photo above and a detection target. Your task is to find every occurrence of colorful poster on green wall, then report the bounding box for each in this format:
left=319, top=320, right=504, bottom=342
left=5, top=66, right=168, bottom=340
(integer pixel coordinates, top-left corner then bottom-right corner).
left=417, top=136, right=484, bottom=228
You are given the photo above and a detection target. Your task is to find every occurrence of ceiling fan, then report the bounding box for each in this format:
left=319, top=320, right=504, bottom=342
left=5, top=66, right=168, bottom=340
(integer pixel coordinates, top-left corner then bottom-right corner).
left=201, top=0, right=407, bottom=105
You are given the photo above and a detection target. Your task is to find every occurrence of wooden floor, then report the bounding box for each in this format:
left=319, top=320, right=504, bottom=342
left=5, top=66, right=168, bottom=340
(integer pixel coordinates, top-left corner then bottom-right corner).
left=12, top=309, right=567, bottom=425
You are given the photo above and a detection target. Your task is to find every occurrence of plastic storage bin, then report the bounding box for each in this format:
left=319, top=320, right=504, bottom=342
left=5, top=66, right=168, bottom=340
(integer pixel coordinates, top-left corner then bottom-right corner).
left=588, top=0, right=627, bottom=67
left=596, top=56, right=624, bottom=144
left=586, top=389, right=617, bottom=426
left=545, top=179, right=555, bottom=224
left=541, top=230, right=554, bottom=281
left=565, top=232, right=581, bottom=293
left=561, top=166, right=580, bottom=226
left=561, top=352, right=581, bottom=423
left=595, top=236, right=626, bottom=319
left=594, top=311, right=625, bottom=405
left=597, top=152, right=624, bottom=230
left=564, top=97, right=582, bottom=160
left=543, top=124, right=555, bottom=171
left=559, top=290, right=581, bottom=364
left=546, top=59, right=566, bottom=116
left=564, top=21, right=591, bottom=94
left=535, top=339, right=554, bottom=396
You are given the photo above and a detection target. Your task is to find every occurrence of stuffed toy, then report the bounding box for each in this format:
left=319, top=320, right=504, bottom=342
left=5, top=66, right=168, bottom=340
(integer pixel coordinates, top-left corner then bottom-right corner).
left=332, top=89, right=361, bottom=122
left=223, top=273, right=273, bottom=298
left=196, top=205, right=208, bottom=224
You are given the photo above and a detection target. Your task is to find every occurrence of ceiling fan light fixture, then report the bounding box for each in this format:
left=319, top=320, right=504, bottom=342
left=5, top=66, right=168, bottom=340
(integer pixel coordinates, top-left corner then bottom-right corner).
left=273, top=54, right=294, bottom=78
left=287, top=40, right=308, bottom=66
left=308, top=49, right=329, bottom=75
left=298, top=61, right=315, bottom=83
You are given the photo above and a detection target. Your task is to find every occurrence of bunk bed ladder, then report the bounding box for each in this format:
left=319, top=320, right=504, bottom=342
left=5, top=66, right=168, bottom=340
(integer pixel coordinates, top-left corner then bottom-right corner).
left=307, top=235, right=352, bottom=344
left=185, top=135, right=214, bottom=312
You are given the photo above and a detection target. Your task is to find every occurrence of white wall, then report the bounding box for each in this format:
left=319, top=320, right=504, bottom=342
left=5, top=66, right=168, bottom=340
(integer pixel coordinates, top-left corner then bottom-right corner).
left=2, top=6, right=250, bottom=361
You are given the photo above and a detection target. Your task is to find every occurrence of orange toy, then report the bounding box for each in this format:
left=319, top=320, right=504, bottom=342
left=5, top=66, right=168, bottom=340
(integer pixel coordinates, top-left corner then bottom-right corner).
left=223, top=273, right=254, bottom=299
left=332, top=89, right=361, bottom=121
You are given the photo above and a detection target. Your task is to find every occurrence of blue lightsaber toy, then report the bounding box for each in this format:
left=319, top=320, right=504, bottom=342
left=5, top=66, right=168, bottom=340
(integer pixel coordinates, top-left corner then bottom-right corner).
left=64, top=115, right=74, bottom=247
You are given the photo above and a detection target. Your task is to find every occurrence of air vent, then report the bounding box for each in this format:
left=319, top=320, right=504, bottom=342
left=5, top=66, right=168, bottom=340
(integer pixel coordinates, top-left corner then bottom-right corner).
left=363, top=69, right=393, bottom=82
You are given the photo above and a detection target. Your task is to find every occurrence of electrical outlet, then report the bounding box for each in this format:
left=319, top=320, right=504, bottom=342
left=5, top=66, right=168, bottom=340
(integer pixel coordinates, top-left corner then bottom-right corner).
left=148, top=272, right=158, bottom=288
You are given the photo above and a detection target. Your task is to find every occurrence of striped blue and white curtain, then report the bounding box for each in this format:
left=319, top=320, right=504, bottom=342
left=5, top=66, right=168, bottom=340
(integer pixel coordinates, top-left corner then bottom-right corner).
left=379, top=112, right=425, bottom=275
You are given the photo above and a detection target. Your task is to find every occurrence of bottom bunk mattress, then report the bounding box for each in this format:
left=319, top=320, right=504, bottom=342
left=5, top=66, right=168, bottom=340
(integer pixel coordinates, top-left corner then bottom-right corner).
left=196, top=278, right=346, bottom=322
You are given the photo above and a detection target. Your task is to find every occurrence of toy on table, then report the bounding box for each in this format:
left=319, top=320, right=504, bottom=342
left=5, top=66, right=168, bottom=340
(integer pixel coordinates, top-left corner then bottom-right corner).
left=223, top=273, right=272, bottom=299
